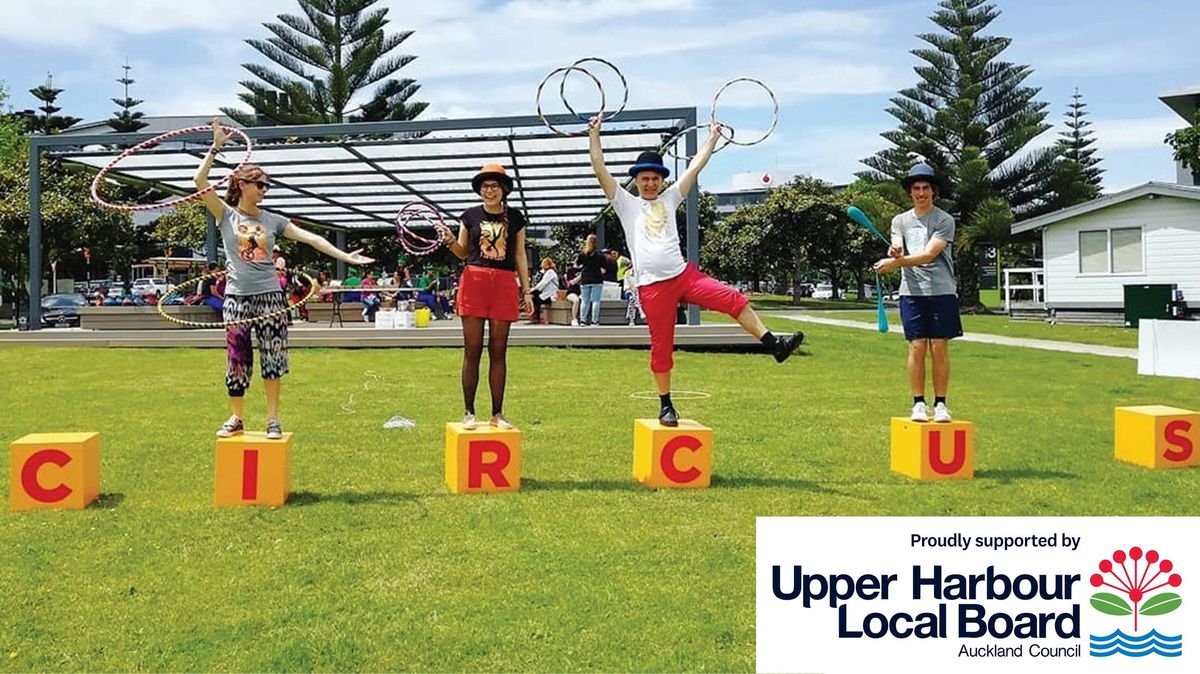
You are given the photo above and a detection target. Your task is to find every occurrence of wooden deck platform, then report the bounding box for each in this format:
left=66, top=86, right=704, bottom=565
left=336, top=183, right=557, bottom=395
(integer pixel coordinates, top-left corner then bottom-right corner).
left=0, top=321, right=759, bottom=349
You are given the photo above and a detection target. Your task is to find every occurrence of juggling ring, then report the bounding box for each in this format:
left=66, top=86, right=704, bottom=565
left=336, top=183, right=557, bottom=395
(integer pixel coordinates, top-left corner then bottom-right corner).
left=629, top=390, right=712, bottom=401
left=710, top=77, right=779, bottom=147
left=664, top=77, right=778, bottom=160
left=395, top=202, right=448, bottom=256
left=536, top=65, right=606, bottom=137
left=154, top=268, right=318, bottom=328
left=661, top=123, right=736, bottom=161
left=90, top=124, right=253, bottom=212
left=559, top=57, right=628, bottom=124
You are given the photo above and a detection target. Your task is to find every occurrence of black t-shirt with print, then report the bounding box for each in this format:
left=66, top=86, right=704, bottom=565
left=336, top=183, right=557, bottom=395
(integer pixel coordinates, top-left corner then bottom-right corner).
left=461, top=205, right=527, bottom=271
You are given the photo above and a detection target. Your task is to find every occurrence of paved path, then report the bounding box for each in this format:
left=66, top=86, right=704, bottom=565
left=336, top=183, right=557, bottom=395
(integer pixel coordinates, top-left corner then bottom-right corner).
left=763, top=312, right=1137, bottom=360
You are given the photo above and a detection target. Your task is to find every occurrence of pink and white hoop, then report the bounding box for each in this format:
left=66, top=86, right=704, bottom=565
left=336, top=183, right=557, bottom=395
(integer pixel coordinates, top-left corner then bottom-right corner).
left=395, top=202, right=449, bottom=256
left=89, top=124, right=253, bottom=212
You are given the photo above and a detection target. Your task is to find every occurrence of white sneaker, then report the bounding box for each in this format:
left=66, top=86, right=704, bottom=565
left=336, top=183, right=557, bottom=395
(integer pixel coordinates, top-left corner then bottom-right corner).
left=491, top=414, right=514, bottom=430
left=933, top=402, right=952, bottom=423
left=462, top=413, right=477, bottom=430
left=910, top=401, right=929, bottom=422
left=570, top=319, right=579, bottom=326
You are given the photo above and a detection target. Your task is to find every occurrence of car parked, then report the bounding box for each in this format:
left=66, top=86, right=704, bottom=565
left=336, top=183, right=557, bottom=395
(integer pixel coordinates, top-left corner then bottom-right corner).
left=812, top=282, right=835, bottom=300
left=39, top=293, right=88, bottom=328
left=131, top=277, right=172, bottom=297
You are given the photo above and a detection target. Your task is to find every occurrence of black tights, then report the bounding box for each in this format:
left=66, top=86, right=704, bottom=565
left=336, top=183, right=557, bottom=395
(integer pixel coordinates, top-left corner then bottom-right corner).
left=461, top=316, right=512, bottom=416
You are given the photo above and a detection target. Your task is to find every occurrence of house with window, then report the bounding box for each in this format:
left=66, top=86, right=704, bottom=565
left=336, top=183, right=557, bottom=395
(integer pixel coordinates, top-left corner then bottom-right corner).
left=1009, top=87, right=1200, bottom=324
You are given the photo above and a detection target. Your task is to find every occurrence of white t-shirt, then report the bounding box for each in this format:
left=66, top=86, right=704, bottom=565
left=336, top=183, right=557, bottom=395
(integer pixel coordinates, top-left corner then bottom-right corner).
left=611, top=184, right=687, bottom=287
left=533, top=269, right=559, bottom=300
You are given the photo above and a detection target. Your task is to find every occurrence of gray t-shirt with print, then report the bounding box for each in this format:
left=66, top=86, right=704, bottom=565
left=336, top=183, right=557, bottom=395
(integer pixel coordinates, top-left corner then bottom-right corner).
left=218, top=202, right=291, bottom=296
left=891, top=207, right=957, bottom=297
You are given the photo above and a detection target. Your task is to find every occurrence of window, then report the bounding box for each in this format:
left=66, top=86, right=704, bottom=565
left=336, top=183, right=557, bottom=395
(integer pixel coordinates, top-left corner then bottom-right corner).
left=1111, top=228, right=1143, bottom=273
left=1078, top=227, right=1143, bottom=274
left=1079, top=230, right=1108, bottom=273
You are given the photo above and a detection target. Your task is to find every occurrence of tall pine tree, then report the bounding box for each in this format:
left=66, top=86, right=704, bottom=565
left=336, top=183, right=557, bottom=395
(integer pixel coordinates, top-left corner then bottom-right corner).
left=222, top=0, right=427, bottom=126
left=1059, top=88, right=1103, bottom=187
left=107, top=61, right=149, bottom=133
left=1043, top=88, right=1104, bottom=211
left=28, top=73, right=81, bottom=134
left=860, top=0, right=1056, bottom=311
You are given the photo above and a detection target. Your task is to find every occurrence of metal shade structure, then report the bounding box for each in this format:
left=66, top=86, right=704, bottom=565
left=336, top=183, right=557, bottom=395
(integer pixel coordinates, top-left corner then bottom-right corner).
left=26, top=107, right=704, bottom=329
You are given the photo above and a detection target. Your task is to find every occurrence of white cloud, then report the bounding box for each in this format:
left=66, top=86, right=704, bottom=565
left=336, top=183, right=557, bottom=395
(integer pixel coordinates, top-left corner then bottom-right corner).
left=1024, top=115, right=1182, bottom=155
left=1090, top=116, right=1184, bottom=152
left=0, top=0, right=294, bottom=46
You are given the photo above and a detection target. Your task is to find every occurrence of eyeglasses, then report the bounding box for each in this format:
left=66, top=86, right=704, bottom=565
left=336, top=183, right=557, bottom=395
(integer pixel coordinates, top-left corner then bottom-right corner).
left=480, top=182, right=503, bottom=191
left=242, top=179, right=271, bottom=191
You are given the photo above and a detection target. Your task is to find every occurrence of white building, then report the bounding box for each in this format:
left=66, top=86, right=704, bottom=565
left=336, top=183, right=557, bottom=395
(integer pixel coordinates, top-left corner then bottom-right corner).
left=1009, top=87, right=1200, bottom=323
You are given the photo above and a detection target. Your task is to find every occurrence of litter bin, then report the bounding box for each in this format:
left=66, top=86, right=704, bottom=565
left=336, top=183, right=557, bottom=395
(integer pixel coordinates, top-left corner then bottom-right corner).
left=1123, top=283, right=1176, bottom=328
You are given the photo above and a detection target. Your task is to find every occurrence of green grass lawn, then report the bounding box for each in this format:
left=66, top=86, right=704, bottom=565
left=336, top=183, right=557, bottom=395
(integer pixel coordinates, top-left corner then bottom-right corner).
left=796, top=309, right=1138, bottom=348
left=2, top=316, right=1199, bottom=671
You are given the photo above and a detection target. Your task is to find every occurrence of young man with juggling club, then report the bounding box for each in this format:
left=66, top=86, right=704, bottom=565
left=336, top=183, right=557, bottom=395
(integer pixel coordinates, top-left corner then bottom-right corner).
left=872, top=163, right=962, bottom=423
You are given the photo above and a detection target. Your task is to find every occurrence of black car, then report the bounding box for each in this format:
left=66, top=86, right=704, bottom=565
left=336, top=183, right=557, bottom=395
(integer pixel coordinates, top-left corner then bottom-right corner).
left=39, top=293, right=88, bottom=328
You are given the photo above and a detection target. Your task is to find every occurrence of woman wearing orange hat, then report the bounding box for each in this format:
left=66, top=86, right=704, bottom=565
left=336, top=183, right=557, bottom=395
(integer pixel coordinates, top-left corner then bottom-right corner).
left=440, top=164, right=533, bottom=429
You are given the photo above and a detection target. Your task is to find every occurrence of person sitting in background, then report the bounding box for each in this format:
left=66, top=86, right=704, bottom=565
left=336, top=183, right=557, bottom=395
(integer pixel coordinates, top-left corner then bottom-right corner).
left=341, top=268, right=362, bottom=303
left=360, top=270, right=382, bottom=321
left=530, top=257, right=559, bottom=324
left=316, top=270, right=333, bottom=302
left=563, top=264, right=582, bottom=327
left=603, top=248, right=619, bottom=283
left=199, top=262, right=225, bottom=312
left=397, top=264, right=414, bottom=287
left=416, top=271, right=451, bottom=319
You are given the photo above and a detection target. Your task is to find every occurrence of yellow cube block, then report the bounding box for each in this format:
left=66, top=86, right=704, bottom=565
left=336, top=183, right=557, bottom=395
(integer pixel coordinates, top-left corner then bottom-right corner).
left=9, top=432, right=100, bottom=511
left=1114, top=405, right=1200, bottom=469
left=890, top=418, right=974, bottom=480
left=445, top=423, right=520, bottom=494
left=632, top=419, right=712, bottom=489
left=214, top=433, right=293, bottom=507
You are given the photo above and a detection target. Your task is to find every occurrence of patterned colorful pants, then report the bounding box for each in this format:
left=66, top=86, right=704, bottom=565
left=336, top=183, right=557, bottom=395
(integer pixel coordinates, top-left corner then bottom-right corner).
left=224, top=292, right=289, bottom=396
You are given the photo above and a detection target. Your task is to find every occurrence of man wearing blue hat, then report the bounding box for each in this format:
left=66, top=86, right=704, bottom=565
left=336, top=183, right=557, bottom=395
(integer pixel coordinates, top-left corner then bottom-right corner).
left=588, top=116, right=804, bottom=426
left=873, top=162, right=962, bottom=423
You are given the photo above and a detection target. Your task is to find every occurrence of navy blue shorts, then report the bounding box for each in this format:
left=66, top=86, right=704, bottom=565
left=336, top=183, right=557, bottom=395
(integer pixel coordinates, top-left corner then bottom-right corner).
left=899, top=295, right=963, bottom=341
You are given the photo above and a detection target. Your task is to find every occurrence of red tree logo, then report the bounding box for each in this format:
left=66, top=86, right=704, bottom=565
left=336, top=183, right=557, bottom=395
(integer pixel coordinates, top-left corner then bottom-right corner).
left=1090, top=547, right=1182, bottom=632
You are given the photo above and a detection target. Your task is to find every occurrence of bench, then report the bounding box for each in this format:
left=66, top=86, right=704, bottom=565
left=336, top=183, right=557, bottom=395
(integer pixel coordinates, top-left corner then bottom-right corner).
left=78, top=305, right=222, bottom=330
left=547, top=299, right=645, bottom=326
left=306, top=301, right=365, bottom=325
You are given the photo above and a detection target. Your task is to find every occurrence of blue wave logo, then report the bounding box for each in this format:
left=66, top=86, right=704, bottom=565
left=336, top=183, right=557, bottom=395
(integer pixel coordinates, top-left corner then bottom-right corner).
left=1089, top=629, right=1182, bottom=657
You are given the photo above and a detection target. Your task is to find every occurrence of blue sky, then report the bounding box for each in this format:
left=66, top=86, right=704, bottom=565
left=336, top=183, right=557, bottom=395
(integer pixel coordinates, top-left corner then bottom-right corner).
left=1, top=0, right=1196, bottom=193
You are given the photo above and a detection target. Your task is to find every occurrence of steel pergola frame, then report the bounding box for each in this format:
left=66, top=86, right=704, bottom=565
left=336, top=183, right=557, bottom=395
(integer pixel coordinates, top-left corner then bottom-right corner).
left=26, top=107, right=701, bottom=329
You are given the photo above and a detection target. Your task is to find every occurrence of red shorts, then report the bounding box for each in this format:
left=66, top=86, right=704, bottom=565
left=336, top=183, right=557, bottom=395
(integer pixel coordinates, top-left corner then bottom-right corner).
left=637, top=263, right=749, bottom=373
left=457, top=265, right=519, bottom=322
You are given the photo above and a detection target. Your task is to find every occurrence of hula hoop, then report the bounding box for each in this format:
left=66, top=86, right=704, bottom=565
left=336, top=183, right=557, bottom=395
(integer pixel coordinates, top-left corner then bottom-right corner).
left=629, top=390, right=712, bottom=401
left=154, top=267, right=317, bottom=328
left=560, top=57, right=627, bottom=123
left=90, top=125, right=253, bottom=213
left=709, top=77, right=778, bottom=147
left=536, top=65, right=606, bottom=137
left=394, top=202, right=448, bottom=256
left=662, top=123, right=736, bottom=161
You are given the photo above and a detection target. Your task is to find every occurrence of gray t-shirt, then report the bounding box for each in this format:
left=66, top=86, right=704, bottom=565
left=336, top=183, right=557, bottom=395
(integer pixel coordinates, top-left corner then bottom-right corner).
left=218, top=202, right=290, bottom=296
left=891, top=207, right=957, bottom=297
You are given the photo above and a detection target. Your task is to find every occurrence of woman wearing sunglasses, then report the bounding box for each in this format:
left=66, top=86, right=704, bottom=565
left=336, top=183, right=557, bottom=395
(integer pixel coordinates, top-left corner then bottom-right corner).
left=439, top=164, right=532, bottom=429
left=196, top=118, right=373, bottom=440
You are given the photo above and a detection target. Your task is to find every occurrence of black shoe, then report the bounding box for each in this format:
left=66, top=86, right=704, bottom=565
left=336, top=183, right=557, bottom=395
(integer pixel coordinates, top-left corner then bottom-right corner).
left=659, top=405, right=680, bottom=427
left=773, top=331, right=805, bottom=363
